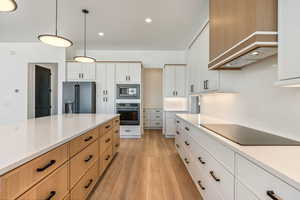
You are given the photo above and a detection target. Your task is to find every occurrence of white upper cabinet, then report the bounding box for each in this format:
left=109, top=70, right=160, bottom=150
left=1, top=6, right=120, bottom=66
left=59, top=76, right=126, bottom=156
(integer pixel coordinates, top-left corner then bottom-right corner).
left=115, top=63, right=141, bottom=84
left=164, top=65, right=186, bottom=97
left=95, top=63, right=115, bottom=114
left=276, top=0, right=300, bottom=87
left=187, top=23, right=219, bottom=94
left=66, top=62, right=96, bottom=81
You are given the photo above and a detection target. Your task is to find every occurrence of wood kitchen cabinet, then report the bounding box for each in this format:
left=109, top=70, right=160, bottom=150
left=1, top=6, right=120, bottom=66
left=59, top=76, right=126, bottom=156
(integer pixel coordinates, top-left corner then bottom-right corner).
left=115, top=62, right=141, bottom=84
left=164, top=64, right=186, bottom=97
left=96, top=63, right=116, bottom=114
left=67, top=62, right=96, bottom=81
left=209, top=0, right=278, bottom=70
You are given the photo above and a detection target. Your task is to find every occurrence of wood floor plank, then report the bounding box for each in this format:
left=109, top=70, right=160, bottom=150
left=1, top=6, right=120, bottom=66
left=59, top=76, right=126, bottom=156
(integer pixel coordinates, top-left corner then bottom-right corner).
left=89, top=130, right=202, bottom=200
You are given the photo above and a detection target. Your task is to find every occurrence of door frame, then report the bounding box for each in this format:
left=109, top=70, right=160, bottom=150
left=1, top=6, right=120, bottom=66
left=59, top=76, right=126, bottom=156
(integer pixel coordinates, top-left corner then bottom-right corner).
left=27, top=63, right=58, bottom=119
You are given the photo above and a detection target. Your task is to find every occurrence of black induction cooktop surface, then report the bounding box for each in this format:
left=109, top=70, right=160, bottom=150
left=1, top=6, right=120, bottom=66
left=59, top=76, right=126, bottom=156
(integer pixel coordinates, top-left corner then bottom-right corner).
left=200, top=124, right=300, bottom=146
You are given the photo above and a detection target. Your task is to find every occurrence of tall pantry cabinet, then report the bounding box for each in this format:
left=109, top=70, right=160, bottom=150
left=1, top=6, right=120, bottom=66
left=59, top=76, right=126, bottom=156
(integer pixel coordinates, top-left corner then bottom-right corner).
left=96, top=63, right=116, bottom=114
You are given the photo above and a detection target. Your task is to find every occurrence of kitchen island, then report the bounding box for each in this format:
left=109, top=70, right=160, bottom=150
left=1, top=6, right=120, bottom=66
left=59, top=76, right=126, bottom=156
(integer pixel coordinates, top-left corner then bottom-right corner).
left=0, top=114, right=120, bottom=200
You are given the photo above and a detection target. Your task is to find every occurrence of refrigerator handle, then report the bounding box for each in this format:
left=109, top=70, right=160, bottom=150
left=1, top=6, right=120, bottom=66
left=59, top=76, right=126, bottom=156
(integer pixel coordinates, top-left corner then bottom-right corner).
left=75, top=84, right=80, bottom=113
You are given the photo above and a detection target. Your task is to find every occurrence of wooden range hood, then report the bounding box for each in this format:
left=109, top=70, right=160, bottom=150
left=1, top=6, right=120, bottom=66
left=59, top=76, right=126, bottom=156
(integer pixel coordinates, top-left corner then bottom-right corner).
left=208, top=0, right=278, bottom=70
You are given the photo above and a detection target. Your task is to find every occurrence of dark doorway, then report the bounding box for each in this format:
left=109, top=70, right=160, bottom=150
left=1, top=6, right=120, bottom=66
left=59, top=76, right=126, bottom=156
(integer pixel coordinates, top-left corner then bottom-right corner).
left=35, top=65, right=51, bottom=118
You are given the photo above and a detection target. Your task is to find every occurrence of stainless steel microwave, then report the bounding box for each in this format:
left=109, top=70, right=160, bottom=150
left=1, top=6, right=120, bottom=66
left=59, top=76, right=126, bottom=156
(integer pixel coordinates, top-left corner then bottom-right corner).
left=117, top=84, right=140, bottom=99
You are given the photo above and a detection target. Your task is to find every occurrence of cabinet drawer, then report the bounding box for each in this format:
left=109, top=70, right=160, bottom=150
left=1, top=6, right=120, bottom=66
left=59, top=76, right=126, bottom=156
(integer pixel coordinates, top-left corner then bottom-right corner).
left=236, top=180, right=259, bottom=200
left=100, top=129, right=113, bottom=155
left=113, top=117, right=120, bottom=127
left=70, top=141, right=99, bottom=189
left=237, top=155, right=300, bottom=200
left=190, top=126, right=235, bottom=173
left=0, top=143, right=68, bottom=200
left=70, top=162, right=98, bottom=200
left=100, top=120, right=113, bottom=137
left=69, top=128, right=98, bottom=157
left=100, top=146, right=113, bottom=174
left=113, top=127, right=120, bottom=155
left=151, top=114, right=162, bottom=120
left=17, top=162, right=69, bottom=200
left=189, top=137, right=210, bottom=173
left=150, top=120, right=162, bottom=127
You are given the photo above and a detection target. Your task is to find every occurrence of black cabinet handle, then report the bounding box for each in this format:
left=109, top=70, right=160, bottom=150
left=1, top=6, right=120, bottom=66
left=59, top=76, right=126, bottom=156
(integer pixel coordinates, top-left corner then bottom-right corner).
left=184, top=141, right=190, bottom=146
left=197, top=181, right=206, bottom=190
left=84, top=155, right=93, bottom=162
left=185, top=127, right=190, bottom=131
left=45, top=191, right=56, bottom=200
left=105, top=138, right=111, bottom=143
left=115, top=130, right=119, bottom=133
left=176, top=131, right=180, bottom=135
left=176, top=144, right=180, bottom=148
left=105, top=155, right=111, bottom=160
left=198, top=157, right=206, bottom=165
left=266, top=191, right=282, bottom=200
left=209, top=171, right=220, bottom=182
left=36, top=160, right=56, bottom=172
left=115, top=144, right=119, bottom=147
left=84, top=136, right=93, bottom=142
left=176, top=120, right=180, bottom=124
left=184, top=158, right=189, bottom=164
left=105, top=125, right=111, bottom=129
left=84, top=179, right=93, bottom=189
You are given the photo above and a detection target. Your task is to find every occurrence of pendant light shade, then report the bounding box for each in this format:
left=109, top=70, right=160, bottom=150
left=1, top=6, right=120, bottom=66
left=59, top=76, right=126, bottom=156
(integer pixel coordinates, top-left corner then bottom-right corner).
left=38, top=0, right=73, bottom=48
left=73, top=9, right=96, bottom=63
left=0, top=0, right=17, bottom=12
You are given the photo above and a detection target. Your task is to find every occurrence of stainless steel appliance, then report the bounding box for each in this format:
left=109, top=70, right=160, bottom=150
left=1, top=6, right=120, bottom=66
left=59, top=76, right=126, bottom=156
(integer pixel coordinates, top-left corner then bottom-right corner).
left=116, top=103, right=140, bottom=125
left=190, top=96, right=200, bottom=114
left=117, top=84, right=140, bottom=99
left=201, top=124, right=300, bottom=146
left=63, top=82, right=96, bottom=113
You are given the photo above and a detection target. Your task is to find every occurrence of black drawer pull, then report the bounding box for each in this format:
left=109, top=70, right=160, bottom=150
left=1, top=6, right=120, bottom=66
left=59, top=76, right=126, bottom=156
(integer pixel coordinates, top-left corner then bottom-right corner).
left=209, top=171, right=220, bottom=182
left=185, top=127, right=190, bottom=131
left=198, top=157, right=206, bottom=165
left=184, top=158, right=189, bottom=164
left=36, top=160, right=56, bottom=172
left=105, top=138, right=111, bottom=143
left=105, top=155, right=111, bottom=160
left=84, top=155, right=93, bottom=162
left=84, top=179, right=93, bottom=189
left=176, top=120, right=180, bottom=124
left=176, top=144, right=180, bottom=148
left=84, top=136, right=93, bottom=142
left=176, top=131, right=180, bottom=135
left=105, top=125, right=111, bottom=129
left=115, top=130, right=119, bottom=133
left=45, top=191, right=56, bottom=200
left=115, top=144, right=119, bottom=147
left=184, top=141, right=190, bottom=146
left=267, top=191, right=282, bottom=200
left=197, top=181, right=206, bottom=190
left=115, top=120, right=119, bottom=123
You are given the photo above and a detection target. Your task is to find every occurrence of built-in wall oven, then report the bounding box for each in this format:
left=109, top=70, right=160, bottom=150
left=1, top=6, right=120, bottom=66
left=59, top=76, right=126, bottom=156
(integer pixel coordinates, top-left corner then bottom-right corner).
left=117, top=84, right=140, bottom=99
left=116, top=103, right=140, bottom=125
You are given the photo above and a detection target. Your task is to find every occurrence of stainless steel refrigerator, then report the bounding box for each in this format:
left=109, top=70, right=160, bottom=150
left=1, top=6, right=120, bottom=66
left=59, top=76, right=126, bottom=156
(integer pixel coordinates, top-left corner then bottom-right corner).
left=63, top=82, right=96, bottom=113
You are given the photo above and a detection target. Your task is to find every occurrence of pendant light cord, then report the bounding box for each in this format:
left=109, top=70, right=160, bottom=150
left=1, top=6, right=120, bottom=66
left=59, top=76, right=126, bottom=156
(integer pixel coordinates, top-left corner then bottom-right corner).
left=84, top=11, right=87, bottom=56
left=55, top=0, right=58, bottom=35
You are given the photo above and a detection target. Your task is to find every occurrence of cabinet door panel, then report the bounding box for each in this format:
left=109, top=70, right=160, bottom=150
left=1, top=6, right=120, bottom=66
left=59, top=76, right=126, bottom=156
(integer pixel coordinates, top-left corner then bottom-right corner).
left=106, top=63, right=116, bottom=114
left=164, top=66, right=176, bottom=97
left=115, top=63, right=128, bottom=83
left=67, top=63, right=82, bottom=81
left=82, top=63, right=95, bottom=81
left=175, top=66, right=186, bottom=97
left=128, top=63, right=141, bottom=83
left=96, top=63, right=106, bottom=113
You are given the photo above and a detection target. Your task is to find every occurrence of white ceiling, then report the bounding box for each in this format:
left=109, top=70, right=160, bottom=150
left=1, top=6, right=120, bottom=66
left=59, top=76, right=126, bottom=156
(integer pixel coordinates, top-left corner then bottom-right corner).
left=0, top=0, right=207, bottom=50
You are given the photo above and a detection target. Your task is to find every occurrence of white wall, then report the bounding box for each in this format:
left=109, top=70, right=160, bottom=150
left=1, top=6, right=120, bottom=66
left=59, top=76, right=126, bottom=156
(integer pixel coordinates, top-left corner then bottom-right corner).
left=67, top=49, right=186, bottom=68
left=0, top=43, right=66, bottom=124
left=143, top=69, right=163, bottom=108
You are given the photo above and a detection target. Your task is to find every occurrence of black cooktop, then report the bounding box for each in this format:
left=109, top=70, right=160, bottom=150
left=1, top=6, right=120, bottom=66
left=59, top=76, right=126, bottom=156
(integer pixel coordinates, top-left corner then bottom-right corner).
left=201, top=124, right=300, bottom=146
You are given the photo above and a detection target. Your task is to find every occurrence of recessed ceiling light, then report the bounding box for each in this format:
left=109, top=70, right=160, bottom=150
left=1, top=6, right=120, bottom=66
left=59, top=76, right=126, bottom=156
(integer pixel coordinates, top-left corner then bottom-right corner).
left=98, top=32, right=104, bottom=36
left=145, top=18, right=152, bottom=23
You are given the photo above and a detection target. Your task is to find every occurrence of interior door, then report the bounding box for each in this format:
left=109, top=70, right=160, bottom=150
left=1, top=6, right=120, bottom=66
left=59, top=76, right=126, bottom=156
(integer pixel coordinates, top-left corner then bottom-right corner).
left=164, top=66, right=176, bottom=97
left=128, top=63, right=141, bottom=83
left=35, top=65, right=51, bottom=118
left=175, top=66, right=186, bottom=97
left=115, top=63, right=128, bottom=83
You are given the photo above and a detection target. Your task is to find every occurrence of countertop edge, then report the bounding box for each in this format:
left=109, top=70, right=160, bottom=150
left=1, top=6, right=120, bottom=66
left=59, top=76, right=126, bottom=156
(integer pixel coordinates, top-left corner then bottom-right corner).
left=176, top=114, right=300, bottom=192
left=0, top=114, right=119, bottom=176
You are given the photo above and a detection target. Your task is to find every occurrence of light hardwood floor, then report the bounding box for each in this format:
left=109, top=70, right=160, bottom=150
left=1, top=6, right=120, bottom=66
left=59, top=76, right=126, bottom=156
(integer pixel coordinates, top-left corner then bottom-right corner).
left=89, top=129, right=202, bottom=200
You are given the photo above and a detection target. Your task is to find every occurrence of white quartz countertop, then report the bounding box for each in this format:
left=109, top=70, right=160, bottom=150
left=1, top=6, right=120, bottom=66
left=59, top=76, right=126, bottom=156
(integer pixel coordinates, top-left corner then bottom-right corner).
left=0, top=114, right=118, bottom=176
left=176, top=113, right=300, bottom=191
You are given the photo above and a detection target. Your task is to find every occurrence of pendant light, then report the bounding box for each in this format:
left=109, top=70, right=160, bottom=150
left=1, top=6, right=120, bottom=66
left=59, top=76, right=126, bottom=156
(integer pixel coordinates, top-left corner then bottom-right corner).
left=0, top=0, right=17, bottom=12
left=38, top=0, right=73, bottom=48
left=74, top=9, right=96, bottom=63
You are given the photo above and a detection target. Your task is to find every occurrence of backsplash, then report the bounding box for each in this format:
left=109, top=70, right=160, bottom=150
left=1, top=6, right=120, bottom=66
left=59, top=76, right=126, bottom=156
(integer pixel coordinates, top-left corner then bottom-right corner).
left=200, top=56, right=300, bottom=141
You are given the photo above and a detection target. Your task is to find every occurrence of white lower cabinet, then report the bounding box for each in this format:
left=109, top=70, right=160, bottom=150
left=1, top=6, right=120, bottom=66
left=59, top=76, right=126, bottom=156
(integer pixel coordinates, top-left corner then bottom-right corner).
left=143, top=108, right=162, bottom=129
left=120, top=126, right=141, bottom=138
left=175, top=116, right=300, bottom=200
